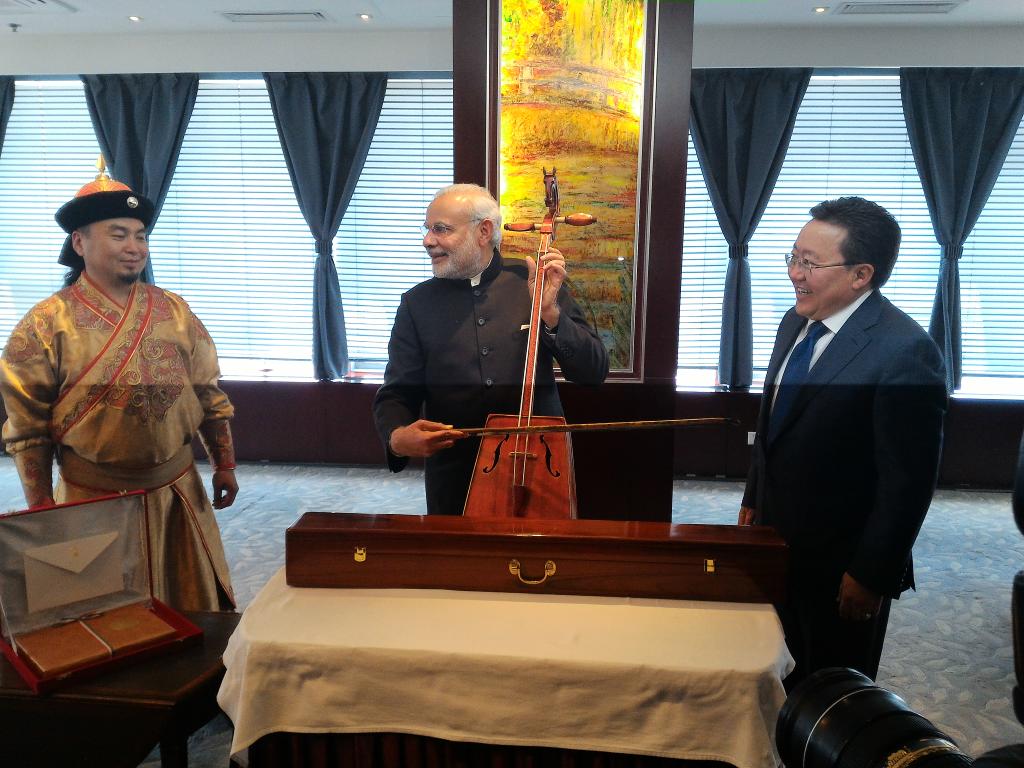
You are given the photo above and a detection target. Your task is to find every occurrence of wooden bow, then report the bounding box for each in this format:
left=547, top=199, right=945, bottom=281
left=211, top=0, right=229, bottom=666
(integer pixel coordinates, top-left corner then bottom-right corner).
left=457, top=417, right=739, bottom=438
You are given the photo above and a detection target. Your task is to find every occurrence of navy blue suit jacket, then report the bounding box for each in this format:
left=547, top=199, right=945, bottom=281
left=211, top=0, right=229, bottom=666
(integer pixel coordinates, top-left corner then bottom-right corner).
left=743, top=291, right=947, bottom=597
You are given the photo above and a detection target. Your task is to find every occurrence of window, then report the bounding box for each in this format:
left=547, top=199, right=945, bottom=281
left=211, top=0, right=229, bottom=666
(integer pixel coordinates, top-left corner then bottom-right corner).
left=156, top=79, right=316, bottom=380
left=337, top=78, right=454, bottom=375
left=678, top=132, right=728, bottom=389
left=0, top=76, right=453, bottom=382
left=678, top=73, right=1024, bottom=398
left=960, top=121, right=1024, bottom=396
left=0, top=81, right=101, bottom=343
left=4, top=75, right=1017, bottom=394
left=157, top=76, right=453, bottom=380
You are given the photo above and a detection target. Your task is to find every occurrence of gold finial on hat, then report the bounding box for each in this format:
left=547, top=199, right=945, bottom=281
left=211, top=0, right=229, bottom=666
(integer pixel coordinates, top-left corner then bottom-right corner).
left=75, top=155, right=130, bottom=197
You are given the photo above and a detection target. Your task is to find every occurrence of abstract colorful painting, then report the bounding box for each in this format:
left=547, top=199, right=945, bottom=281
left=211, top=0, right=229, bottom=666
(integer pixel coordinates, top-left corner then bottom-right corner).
left=499, top=0, right=646, bottom=369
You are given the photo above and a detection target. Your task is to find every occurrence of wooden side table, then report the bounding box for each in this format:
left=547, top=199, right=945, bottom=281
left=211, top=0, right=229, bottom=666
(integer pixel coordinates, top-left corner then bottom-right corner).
left=0, top=610, right=240, bottom=768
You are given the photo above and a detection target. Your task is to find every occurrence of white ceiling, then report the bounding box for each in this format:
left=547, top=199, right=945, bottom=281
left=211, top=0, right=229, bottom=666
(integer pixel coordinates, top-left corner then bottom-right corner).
left=0, top=0, right=451, bottom=34
left=1, top=0, right=1021, bottom=35
left=695, top=0, right=1023, bottom=25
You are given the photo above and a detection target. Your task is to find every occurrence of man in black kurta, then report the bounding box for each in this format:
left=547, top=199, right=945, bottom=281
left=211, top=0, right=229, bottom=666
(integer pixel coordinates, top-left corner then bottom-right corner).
left=373, top=184, right=609, bottom=515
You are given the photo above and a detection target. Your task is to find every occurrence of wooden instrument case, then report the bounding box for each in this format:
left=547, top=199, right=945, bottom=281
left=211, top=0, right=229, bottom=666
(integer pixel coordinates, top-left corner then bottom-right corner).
left=286, top=512, right=787, bottom=603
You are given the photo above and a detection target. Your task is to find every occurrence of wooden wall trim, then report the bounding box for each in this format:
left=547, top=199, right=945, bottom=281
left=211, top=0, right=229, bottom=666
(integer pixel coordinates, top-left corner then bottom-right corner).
left=0, top=383, right=1018, bottom=491
left=452, top=0, right=493, bottom=187
left=217, top=384, right=1024, bottom=491
left=641, top=0, right=693, bottom=384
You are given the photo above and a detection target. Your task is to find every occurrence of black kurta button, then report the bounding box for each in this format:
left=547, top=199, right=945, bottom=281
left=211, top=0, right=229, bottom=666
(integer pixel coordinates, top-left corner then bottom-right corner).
left=473, top=289, right=481, bottom=297
left=477, top=317, right=486, bottom=326
left=485, top=378, right=494, bottom=387
left=481, top=347, right=490, bottom=356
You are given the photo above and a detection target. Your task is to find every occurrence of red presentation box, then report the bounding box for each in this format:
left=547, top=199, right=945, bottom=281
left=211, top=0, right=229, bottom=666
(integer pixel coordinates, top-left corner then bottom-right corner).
left=0, top=492, right=201, bottom=693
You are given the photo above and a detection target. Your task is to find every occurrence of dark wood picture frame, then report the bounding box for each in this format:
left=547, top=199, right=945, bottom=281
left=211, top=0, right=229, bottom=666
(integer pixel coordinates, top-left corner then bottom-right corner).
left=453, top=0, right=694, bottom=384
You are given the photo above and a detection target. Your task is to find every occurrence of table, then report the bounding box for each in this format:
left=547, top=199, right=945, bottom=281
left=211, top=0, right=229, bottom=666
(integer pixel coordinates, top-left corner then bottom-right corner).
left=218, top=569, right=794, bottom=768
left=0, top=610, right=240, bottom=768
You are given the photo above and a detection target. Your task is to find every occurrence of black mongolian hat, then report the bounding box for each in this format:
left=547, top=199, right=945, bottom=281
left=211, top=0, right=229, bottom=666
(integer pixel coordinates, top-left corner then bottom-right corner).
left=54, top=157, right=155, bottom=268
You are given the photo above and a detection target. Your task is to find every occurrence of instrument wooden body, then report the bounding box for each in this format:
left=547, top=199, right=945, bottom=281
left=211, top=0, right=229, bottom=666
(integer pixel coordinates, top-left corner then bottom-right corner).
left=463, top=414, right=577, bottom=519
left=463, top=169, right=591, bottom=520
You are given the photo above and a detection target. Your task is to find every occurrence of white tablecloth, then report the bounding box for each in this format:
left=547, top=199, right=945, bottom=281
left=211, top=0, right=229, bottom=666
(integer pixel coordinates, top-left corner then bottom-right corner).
left=218, top=568, right=794, bottom=768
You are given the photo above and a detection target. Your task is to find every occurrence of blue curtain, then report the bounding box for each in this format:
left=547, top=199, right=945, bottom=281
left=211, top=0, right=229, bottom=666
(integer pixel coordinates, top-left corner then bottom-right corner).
left=0, top=77, right=13, bottom=161
left=689, top=68, right=812, bottom=390
left=901, top=67, right=1024, bottom=393
left=264, top=72, right=388, bottom=381
left=81, top=74, right=199, bottom=284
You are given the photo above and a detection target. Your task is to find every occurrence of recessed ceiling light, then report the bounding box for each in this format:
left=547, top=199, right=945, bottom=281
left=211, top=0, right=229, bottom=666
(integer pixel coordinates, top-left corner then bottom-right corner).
left=814, top=6, right=828, bottom=12
left=128, top=15, right=142, bottom=22
left=359, top=13, right=372, bottom=21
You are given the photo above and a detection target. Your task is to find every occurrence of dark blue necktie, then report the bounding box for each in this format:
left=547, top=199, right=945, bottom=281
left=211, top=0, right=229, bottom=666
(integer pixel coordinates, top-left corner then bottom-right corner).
left=768, top=321, right=828, bottom=443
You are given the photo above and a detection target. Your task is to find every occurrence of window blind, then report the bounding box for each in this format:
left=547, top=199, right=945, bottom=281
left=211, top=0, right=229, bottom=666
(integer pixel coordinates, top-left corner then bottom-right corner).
left=156, top=76, right=453, bottom=380
left=678, top=131, right=729, bottom=389
left=0, top=81, right=100, bottom=343
left=155, top=79, right=317, bottom=381
left=336, top=77, right=454, bottom=375
left=960, top=118, right=1024, bottom=396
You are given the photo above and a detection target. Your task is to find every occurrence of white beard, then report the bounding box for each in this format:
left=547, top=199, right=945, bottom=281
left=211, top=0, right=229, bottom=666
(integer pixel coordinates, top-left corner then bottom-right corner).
left=431, top=239, right=486, bottom=280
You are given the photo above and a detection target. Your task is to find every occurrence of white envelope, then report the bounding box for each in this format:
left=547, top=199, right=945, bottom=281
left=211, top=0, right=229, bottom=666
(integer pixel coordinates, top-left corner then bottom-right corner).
left=23, top=532, right=123, bottom=614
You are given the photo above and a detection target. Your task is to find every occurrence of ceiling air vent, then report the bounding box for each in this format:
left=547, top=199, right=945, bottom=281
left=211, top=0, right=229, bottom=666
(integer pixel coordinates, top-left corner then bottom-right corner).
left=221, top=10, right=331, bottom=24
left=833, top=0, right=965, bottom=13
left=0, top=0, right=76, bottom=13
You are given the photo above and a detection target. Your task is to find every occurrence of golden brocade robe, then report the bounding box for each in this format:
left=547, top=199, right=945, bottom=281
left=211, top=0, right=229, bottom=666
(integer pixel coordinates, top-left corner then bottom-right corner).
left=0, top=274, right=236, bottom=611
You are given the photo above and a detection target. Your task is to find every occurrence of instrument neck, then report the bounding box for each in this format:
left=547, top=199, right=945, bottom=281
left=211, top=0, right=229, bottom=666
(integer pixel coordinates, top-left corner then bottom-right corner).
left=517, top=231, right=551, bottom=427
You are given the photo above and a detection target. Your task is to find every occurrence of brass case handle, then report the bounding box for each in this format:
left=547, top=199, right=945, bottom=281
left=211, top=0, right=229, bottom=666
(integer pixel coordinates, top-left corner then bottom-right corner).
left=509, top=558, right=556, bottom=586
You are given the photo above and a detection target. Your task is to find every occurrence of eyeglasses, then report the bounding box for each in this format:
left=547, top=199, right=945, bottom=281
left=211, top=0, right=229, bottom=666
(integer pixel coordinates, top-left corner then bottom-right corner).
left=420, top=217, right=483, bottom=237
left=785, top=253, right=850, bottom=273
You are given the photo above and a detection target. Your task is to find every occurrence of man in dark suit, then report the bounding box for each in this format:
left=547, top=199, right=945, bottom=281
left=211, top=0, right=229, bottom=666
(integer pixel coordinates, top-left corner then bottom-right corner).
left=373, top=184, right=608, bottom=515
left=739, top=196, right=947, bottom=688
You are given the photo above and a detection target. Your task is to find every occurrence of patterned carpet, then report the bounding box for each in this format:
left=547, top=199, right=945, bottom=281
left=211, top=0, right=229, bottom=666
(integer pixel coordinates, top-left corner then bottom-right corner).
left=1, top=457, right=1022, bottom=765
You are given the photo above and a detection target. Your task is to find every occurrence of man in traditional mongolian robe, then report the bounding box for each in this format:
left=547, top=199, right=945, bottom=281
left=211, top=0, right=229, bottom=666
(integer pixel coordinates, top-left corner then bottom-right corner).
left=0, top=170, right=237, bottom=611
